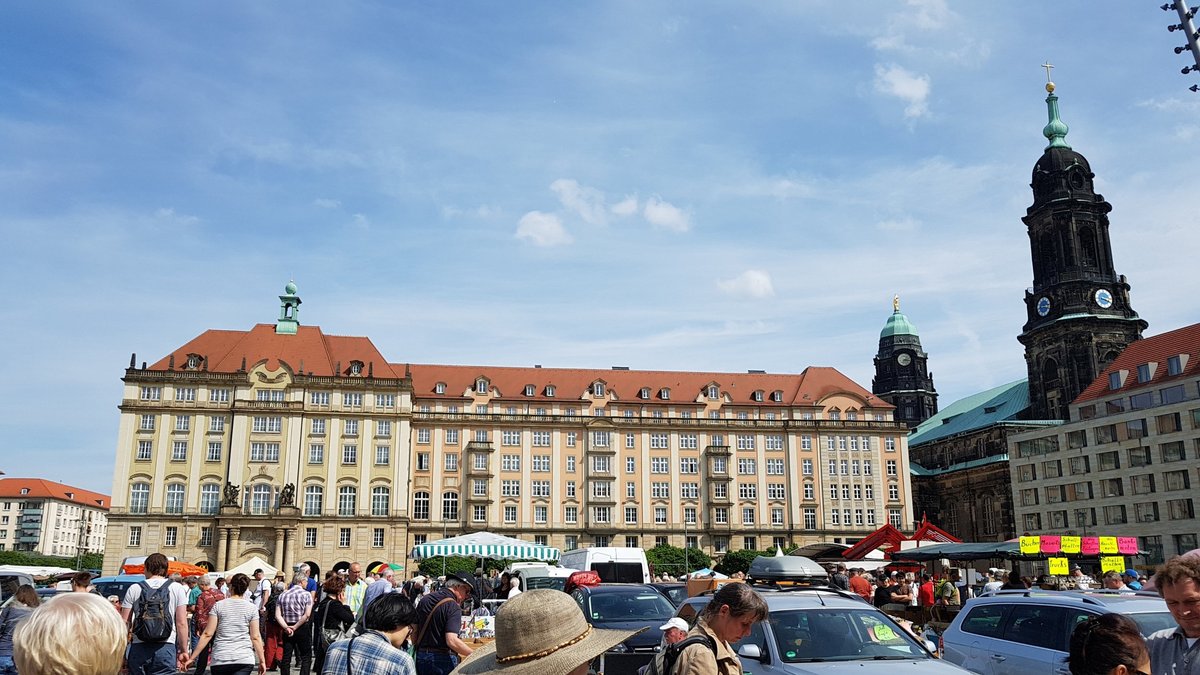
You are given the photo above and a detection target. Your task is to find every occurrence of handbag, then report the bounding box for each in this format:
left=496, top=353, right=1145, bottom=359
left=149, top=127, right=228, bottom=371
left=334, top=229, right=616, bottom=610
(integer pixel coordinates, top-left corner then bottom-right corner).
left=319, top=598, right=354, bottom=648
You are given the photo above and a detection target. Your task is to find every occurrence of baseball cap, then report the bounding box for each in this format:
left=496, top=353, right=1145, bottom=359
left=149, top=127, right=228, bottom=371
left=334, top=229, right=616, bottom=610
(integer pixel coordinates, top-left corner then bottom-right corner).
left=1122, top=569, right=1139, bottom=579
left=658, top=618, right=689, bottom=633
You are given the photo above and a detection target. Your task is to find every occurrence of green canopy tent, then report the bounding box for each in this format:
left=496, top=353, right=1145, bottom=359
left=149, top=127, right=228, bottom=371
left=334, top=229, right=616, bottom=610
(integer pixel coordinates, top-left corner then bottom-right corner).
left=410, top=531, right=561, bottom=562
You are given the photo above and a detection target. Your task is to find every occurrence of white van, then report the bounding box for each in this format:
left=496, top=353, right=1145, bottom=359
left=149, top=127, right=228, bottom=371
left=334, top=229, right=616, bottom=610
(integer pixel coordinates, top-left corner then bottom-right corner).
left=557, top=547, right=650, bottom=584
left=506, top=564, right=578, bottom=592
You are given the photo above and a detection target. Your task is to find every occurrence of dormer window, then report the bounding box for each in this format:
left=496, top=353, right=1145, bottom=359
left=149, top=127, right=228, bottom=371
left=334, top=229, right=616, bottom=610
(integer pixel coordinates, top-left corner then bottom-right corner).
left=1108, top=370, right=1126, bottom=390
left=20, top=488, right=29, bottom=495
left=545, top=385, right=556, bottom=397
left=660, top=388, right=671, bottom=400
left=771, top=391, right=783, bottom=402
left=348, top=360, right=364, bottom=376
left=476, top=378, right=489, bottom=394
left=185, top=353, right=202, bottom=370
left=752, top=390, right=764, bottom=402
left=435, top=382, right=446, bottom=395
left=639, top=388, right=651, bottom=399
left=592, top=382, right=606, bottom=397
left=707, top=385, right=719, bottom=399
left=1136, top=363, right=1156, bottom=383
left=1167, top=355, right=1185, bottom=376
left=524, top=384, right=536, bottom=397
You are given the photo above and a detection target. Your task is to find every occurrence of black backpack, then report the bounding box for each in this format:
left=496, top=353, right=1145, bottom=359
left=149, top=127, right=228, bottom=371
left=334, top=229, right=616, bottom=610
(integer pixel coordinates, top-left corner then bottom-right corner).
left=132, top=581, right=174, bottom=642
left=643, top=635, right=717, bottom=675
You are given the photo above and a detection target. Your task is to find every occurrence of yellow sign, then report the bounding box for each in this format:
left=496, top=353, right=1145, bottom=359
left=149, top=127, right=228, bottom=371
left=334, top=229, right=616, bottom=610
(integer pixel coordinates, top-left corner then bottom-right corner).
left=1101, top=556, right=1126, bottom=573
left=1048, top=557, right=1070, bottom=575
left=1099, top=537, right=1118, bottom=554
left=1020, top=536, right=1041, bottom=555
left=1061, top=536, right=1081, bottom=554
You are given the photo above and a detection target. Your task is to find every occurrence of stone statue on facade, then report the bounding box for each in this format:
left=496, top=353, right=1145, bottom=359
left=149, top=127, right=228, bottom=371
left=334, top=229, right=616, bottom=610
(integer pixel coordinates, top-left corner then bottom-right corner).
left=280, top=483, right=296, bottom=507
left=222, top=481, right=240, bottom=506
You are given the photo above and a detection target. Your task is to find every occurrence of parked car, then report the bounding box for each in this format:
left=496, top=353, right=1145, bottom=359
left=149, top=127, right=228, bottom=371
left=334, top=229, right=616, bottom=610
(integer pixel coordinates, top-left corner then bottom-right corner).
left=571, top=583, right=680, bottom=675
left=35, top=587, right=60, bottom=601
left=91, top=573, right=147, bottom=603
left=941, top=589, right=1175, bottom=675
left=649, top=582, right=687, bottom=608
left=0, top=571, right=35, bottom=604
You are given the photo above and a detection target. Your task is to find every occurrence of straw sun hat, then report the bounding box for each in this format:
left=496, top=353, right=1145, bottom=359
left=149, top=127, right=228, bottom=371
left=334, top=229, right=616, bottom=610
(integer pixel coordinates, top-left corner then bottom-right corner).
left=452, top=589, right=646, bottom=675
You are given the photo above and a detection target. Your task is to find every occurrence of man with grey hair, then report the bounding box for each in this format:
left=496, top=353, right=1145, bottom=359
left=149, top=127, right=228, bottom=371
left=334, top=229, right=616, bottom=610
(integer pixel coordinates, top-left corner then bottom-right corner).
left=275, top=572, right=314, bottom=675
left=414, top=572, right=475, bottom=675
left=358, top=567, right=396, bottom=623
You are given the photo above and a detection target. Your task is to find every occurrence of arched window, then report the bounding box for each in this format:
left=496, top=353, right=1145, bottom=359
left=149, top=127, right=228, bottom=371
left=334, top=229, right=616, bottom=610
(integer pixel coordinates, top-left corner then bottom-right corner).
left=304, top=485, right=324, bottom=516
left=338, top=486, right=357, bottom=516
left=707, top=385, right=719, bottom=399
left=165, top=484, right=185, bottom=514
left=1059, top=228, right=1075, bottom=266
left=1042, top=358, right=1061, bottom=385
left=476, top=378, right=488, bottom=394
left=442, top=491, right=459, bottom=521
left=251, top=484, right=273, bottom=515
left=199, top=483, right=220, bottom=515
left=371, top=486, right=390, bottom=516
left=1078, top=227, right=1098, bottom=267
left=129, top=483, right=150, bottom=514
left=592, top=382, right=605, bottom=397
left=1039, top=233, right=1056, bottom=278
left=413, top=491, right=430, bottom=520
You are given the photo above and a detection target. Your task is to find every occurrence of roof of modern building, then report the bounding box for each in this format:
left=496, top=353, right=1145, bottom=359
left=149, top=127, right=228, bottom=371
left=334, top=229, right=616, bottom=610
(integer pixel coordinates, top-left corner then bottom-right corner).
left=908, top=379, right=1058, bottom=448
left=0, top=478, right=110, bottom=509
left=1075, top=322, right=1200, bottom=405
left=404, top=363, right=889, bottom=408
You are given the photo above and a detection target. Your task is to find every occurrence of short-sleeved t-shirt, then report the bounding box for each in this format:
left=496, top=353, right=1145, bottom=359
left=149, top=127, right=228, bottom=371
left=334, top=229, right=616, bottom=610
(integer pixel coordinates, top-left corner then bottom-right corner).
left=209, top=598, right=259, bottom=666
left=415, top=590, right=462, bottom=651
left=122, top=578, right=191, bottom=644
left=250, top=578, right=271, bottom=610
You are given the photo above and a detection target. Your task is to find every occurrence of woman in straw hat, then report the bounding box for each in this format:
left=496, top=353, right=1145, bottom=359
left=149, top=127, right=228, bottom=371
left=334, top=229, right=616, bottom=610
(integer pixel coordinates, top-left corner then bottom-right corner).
left=451, top=589, right=646, bottom=675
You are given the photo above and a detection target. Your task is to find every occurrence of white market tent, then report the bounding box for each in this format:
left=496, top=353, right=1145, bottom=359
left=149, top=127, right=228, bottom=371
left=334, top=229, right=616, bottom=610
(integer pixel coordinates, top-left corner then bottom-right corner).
left=220, top=555, right=278, bottom=579
left=411, top=531, right=560, bottom=562
left=0, top=564, right=77, bottom=577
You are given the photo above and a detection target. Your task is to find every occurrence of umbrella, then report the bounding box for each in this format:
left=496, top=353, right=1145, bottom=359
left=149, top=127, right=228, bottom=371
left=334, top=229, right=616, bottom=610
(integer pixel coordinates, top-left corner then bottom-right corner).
left=368, top=562, right=404, bottom=575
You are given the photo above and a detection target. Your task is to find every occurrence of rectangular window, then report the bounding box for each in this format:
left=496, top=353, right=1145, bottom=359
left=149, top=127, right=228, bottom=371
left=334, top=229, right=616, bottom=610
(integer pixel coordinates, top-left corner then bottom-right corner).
left=592, top=506, right=611, bottom=524
left=342, top=419, right=359, bottom=436
left=171, top=441, right=187, bottom=461
left=766, top=459, right=784, bottom=475
left=742, top=507, right=756, bottom=525
left=128, top=526, right=142, bottom=547
left=164, top=526, right=178, bottom=547
left=339, top=528, right=351, bottom=547
left=801, top=435, right=812, bottom=450
left=175, top=415, right=191, bottom=432
left=564, top=506, right=578, bottom=524
left=652, top=482, right=671, bottom=498
left=768, top=483, right=785, bottom=500
left=566, top=481, right=576, bottom=498
left=250, top=442, right=280, bottom=462
left=306, top=443, right=324, bottom=464
left=1135, top=502, right=1159, bottom=522
left=534, top=505, right=548, bottom=523
left=651, top=458, right=669, bottom=473
left=1043, top=460, right=1062, bottom=478
left=209, top=416, right=226, bottom=433
left=712, top=457, right=727, bottom=474
left=373, top=528, right=385, bottom=547
left=886, top=460, right=897, bottom=476
left=531, top=431, right=550, bottom=447
left=1068, top=456, right=1089, bottom=475
left=626, top=482, right=636, bottom=498
left=250, top=416, right=280, bottom=433
left=502, top=430, right=521, bottom=446
left=472, top=480, right=487, bottom=497
left=681, top=482, right=699, bottom=499
left=713, top=483, right=727, bottom=499
left=680, top=434, right=698, bottom=449
left=650, top=432, right=669, bottom=449
left=1105, top=504, right=1127, bottom=525
left=765, top=434, right=783, bottom=451
left=376, top=420, right=391, bottom=437
left=199, top=527, right=213, bottom=547
left=680, top=457, right=698, bottom=474
left=591, top=455, right=611, bottom=474
left=1169, top=499, right=1196, bottom=520
left=471, top=453, right=486, bottom=471
left=738, top=458, right=757, bottom=475
left=344, top=393, right=363, bottom=407
left=141, top=386, right=160, bottom=401
left=375, top=445, right=390, bottom=466
left=342, top=444, right=357, bottom=465
left=1098, top=451, right=1120, bottom=471
left=592, top=431, right=610, bottom=447
left=473, top=505, right=487, bottom=522
left=625, top=506, right=639, bottom=524
left=136, top=440, right=152, bottom=461
left=206, top=441, right=222, bottom=462
left=311, top=392, right=330, bottom=406
left=1165, top=470, right=1191, bottom=491
left=139, top=414, right=155, bottom=431
left=532, top=481, right=550, bottom=498
left=1161, top=441, right=1187, bottom=463
left=566, top=432, right=577, bottom=448
left=210, top=388, right=230, bottom=403
left=502, top=480, right=521, bottom=497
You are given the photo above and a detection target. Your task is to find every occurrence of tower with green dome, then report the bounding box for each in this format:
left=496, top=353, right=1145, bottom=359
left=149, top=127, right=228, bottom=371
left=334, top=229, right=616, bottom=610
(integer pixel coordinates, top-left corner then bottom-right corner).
left=276, top=280, right=301, bottom=334
left=872, top=295, right=938, bottom=428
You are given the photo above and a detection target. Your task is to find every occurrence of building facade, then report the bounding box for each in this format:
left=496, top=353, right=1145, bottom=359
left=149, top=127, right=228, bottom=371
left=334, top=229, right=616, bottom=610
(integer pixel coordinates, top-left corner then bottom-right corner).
left=0, top=478, right=109, bottom=557
left=102, top=286, right=916, bottom=575
left=1018, top=80, right=1146, bottom=421
left=872, top=298, right=938, bottom=429
left=1010, top=323, right=1200, bottom=567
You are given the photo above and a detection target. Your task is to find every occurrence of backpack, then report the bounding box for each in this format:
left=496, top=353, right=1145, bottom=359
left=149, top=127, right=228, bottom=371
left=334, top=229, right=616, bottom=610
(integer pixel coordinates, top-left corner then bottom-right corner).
left=642, top=634, right=717, bottom=675
left=132, top=581, right=175, bottom=642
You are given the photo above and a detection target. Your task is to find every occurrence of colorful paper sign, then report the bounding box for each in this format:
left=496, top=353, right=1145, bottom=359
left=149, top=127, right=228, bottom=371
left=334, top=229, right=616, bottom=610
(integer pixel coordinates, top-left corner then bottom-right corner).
left=1048, top=557, right=1070, bottom=575
left=1099, top=537, right=1118, bottom=554
left=1117, top=537, right=1138, bottom=555
left=1061, top=536, right=1081, bottom=554
left=1040, top=535, right=1062, bottom=554
left=1100, top=556, right=1126, bottom=573
left=1081, top=537, right=1100, bottom=555
left=1020, top=535, right=1041, bottom=555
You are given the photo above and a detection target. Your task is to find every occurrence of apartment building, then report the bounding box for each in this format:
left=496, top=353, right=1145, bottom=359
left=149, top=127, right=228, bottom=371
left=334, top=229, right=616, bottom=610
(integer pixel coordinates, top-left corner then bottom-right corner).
left=0, top=478, right=109, bottom=557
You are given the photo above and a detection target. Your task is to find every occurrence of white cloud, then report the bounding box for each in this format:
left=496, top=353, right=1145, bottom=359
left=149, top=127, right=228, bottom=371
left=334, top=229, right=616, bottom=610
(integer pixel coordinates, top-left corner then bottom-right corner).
left=313, top=198, right=341, bottom=208
left=877, top=216, right=920, bottom=232
left=442, top=204, right=499, bottom=219
left=874, top=64, right=931, bottom=119
left=717, top=270, right=775, bottom=298
left=153, top=207, right=199, bottom=225
left=643, top=196, right=691, bottom=232
left=906, top=0, right=951, bottom=30
left=611, top=195, right=639, bottom=217
left=516, top=211, right=572, bottom=247
left=550, top=178, right=608, bottom=226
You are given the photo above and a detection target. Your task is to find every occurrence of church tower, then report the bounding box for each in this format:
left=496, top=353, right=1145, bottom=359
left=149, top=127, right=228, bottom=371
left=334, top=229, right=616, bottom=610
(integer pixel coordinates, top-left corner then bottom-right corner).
left=276, top=280, right=301, bottom=335
left=872, top=296, right=938, bottom=428
left=1018, top=71, right=1146, bottom=421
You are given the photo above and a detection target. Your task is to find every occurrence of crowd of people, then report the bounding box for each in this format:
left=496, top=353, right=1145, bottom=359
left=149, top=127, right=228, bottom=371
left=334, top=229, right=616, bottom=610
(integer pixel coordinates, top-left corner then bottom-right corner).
left=1, top=550, right=1198, bottom=675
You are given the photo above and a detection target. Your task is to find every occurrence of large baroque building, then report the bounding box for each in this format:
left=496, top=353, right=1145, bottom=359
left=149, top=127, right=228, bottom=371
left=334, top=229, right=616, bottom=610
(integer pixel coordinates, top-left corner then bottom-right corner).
left=1010, top=323, right=1200, bottom=568
left=0, top=478, right=109, bottom=557
left=102, top=285, right=915, bottom=574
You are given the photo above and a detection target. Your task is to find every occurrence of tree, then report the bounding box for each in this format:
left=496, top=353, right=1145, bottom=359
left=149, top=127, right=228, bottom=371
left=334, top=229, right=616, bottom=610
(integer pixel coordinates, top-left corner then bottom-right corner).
left=714, top=549, right=767, bottom=577
left=646, top=545, right=712, bottom=578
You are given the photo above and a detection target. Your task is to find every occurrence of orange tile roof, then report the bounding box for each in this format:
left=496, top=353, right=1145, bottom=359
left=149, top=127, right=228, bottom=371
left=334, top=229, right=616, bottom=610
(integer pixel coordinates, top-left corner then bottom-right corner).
left=0, top=478, right=110, bottom=509
left=148, top=324, right=399, bottom=378
left=402, top=363, right=890, bottom=408
left=1075, top=322, right=1200, bottom=404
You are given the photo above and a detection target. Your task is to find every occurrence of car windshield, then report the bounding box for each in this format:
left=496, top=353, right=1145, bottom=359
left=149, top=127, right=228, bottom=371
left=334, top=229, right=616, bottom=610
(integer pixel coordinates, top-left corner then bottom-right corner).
left=526, top=576, right=567, bottom=591
left=1129, top=612, right=1178, bottom=637
left=587, top=591, right=676, bottom=622
left=660, top=586, right=688, bottom=606
left=768, top=609, right=932, bottom=662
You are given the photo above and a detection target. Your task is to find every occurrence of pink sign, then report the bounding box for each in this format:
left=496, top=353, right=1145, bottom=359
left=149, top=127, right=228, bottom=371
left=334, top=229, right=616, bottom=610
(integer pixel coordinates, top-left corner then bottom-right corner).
left=1081, top=537, right=1100, bottom=555
left=1040, top=535, right=1062, bottom=554
left=1118, top=537, right=1139, bottom=555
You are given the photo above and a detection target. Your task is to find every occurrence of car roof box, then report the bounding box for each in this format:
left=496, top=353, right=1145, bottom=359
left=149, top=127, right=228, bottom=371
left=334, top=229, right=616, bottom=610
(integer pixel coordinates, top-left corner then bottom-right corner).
left=747, top=555, right=829, bottom=586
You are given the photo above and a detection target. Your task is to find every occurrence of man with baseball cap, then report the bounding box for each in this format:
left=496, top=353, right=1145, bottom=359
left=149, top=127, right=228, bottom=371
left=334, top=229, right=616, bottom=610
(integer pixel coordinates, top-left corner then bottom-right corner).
left=1122, top=569, right=1143, bottom=590
left=415, top=571, right=475, bottom=675
left=659, top=617, right=689, bottom=648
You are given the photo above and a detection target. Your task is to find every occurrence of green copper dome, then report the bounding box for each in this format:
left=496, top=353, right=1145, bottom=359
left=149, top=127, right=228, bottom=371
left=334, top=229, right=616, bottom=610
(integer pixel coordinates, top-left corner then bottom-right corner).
left=1042, top=84, right=1071, bottom=150
left=285, top=280, right=298, bottom=295
left=880, top=309, right=918, bottom=338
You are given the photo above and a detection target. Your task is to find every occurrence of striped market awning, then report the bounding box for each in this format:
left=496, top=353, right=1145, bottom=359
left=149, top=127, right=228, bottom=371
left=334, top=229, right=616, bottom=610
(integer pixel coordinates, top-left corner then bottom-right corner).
left=410, top=531, right=561, bottom=562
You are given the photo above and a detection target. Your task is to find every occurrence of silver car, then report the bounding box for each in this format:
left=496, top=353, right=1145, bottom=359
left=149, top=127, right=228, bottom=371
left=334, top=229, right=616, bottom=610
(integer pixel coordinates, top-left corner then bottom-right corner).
left=941, top=589, right=1175, bottom=675
left=677, top=587, right=972, bottom=675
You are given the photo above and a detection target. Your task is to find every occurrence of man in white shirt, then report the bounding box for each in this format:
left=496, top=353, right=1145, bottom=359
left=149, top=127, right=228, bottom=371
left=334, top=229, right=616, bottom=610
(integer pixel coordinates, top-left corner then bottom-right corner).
left=120, top=552, right=191, bottom=674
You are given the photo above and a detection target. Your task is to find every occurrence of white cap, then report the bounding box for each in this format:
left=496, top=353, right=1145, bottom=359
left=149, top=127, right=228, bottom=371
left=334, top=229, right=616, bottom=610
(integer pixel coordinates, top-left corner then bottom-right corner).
left=659, top=617, right=689, bottom=633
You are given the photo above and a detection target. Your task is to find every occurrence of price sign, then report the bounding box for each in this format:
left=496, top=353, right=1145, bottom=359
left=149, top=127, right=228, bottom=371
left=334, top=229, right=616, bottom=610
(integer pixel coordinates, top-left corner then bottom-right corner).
left=1099, top=537, right=1118, bottom=554
left=1020, top=535, right=1041, bottom=555
left=1061, top=536, right=1081, bottom=554
left=1048, top=557, right=1070, bottom=575
left=1100, top=556, right=1126, bottom=573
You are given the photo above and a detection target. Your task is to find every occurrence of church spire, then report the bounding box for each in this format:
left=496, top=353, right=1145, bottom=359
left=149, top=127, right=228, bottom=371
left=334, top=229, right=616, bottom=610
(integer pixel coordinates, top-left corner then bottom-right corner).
left=276, top=280, right=301, bottom=335
left=1041, top=62, right=1070, bottom=149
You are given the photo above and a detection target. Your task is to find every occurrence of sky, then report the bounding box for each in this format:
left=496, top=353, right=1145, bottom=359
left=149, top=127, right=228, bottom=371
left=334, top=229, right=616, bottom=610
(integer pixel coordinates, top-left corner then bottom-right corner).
left=2, top=2, right=1198, bottom=495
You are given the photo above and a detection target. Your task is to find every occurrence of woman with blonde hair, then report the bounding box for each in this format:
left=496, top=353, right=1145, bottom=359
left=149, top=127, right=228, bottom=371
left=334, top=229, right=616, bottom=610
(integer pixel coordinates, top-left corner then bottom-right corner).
left=12, top=592, right=126, bottom=675
left=0, top=584, right=40, bottom=674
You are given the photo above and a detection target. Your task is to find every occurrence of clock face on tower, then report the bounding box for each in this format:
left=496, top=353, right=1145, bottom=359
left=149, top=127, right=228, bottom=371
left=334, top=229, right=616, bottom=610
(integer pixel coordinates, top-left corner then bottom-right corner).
left=1037, top=296, right=1051, bottom=317
left=1095, top=289, right=1114, bottom=309
left=896, top=353, right=912, bottom=367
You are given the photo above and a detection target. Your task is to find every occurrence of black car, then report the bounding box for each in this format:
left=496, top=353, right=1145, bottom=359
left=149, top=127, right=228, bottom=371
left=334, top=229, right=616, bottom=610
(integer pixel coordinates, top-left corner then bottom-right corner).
left=570, top=584, right=678, bottom=653
left=649, top=582, right=688, bottom=608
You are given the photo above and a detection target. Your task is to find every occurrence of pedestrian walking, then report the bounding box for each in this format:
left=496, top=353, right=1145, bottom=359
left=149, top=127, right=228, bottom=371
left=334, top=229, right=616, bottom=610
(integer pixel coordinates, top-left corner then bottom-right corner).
left=313, top=576, right=356, bottom=675
left=185, top=573, right=266, bottom=675
left=12, top=592, right=127, bottom=675
left=275, top=572, right=314, bottom=675
left=193, top=575, right=226, bottom=675
left=0, top=585, right=40, bottom=674
left=120, top=552, right=191, bottom=675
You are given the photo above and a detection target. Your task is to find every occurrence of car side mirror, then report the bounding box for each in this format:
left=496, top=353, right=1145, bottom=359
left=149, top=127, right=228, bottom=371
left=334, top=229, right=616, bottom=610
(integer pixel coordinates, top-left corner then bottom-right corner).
left=737, top=644, right=764, bottom=661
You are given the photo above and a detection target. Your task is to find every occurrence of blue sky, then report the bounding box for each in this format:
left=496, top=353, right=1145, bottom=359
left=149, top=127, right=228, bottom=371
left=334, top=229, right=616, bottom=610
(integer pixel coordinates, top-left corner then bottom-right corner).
left=3, top=2, right=1197, bottom=494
